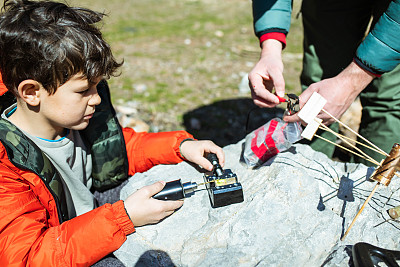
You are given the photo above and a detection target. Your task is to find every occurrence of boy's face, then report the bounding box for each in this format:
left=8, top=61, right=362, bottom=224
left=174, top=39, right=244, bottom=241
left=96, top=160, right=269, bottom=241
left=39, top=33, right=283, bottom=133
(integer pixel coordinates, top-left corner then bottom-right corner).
left=39, top=73, right=102, bottom=134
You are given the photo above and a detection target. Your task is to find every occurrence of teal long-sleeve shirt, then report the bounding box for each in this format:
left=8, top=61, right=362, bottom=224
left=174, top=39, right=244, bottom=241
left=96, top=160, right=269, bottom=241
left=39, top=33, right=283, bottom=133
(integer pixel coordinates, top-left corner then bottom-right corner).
left=252, top=0, right=292, bottom=37
left=252, top=0, right=400, bottom=75
left=355, top=0, right=400, bottom=75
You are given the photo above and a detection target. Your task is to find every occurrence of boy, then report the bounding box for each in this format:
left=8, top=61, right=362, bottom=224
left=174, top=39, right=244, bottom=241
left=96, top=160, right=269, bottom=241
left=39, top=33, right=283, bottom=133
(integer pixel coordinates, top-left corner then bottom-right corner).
left=0, top=0, right=224, bottom=265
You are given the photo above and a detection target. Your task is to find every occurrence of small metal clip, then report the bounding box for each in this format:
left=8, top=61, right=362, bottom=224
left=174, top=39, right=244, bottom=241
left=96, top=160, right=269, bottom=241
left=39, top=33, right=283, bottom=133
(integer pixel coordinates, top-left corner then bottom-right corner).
left=286, top=93, right=300, bottom=115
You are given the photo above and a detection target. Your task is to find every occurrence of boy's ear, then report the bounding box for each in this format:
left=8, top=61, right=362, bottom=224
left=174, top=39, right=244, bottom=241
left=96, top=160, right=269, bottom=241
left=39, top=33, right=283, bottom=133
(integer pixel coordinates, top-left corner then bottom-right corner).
left=17, top=80, right=42, bottom=106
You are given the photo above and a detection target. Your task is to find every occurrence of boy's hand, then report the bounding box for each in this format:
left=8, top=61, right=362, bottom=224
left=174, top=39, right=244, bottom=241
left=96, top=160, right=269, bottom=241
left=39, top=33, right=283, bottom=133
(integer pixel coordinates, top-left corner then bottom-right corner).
left=124, top=181, right=183, bottom=227
left=180, top=140, right=225, bottom=171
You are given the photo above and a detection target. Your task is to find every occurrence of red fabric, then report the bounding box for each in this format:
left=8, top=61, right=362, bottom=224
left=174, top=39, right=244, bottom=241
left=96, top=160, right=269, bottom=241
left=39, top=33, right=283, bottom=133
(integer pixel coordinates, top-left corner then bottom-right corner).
left=0, top=72, right=8, bottom=95
left=251, top=119, right=280, bottom=162
left=352, top=58, right=382, bottom=78
left=0, top=127, right=193, bottom=266
left=122, top=128, right=194, bottom=175
left=260, top=32, right=287, bottom=48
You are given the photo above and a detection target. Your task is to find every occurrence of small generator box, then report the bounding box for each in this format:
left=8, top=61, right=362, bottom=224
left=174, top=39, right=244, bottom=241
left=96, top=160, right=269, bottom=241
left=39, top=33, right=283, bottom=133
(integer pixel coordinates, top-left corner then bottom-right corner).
left=204, top=168, right=244, bottom=208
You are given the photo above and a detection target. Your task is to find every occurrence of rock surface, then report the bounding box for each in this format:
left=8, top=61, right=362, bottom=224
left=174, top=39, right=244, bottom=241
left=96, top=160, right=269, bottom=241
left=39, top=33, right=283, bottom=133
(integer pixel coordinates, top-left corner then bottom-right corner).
left=115, top=141, right=400, bottom=266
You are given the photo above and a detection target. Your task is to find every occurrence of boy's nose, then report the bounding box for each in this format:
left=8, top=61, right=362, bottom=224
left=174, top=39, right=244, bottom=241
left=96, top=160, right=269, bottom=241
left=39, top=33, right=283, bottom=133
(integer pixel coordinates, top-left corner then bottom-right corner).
left=89, top=89, right=101, bottom=106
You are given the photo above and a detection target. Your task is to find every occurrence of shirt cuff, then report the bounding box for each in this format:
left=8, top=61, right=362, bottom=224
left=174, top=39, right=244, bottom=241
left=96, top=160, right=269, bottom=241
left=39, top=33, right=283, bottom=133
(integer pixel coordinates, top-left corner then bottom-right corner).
left=112, top=200, right=135, bottom=235
left=173, top=132, right=196, bottom=160
left=179, top=138, right=195, bottom=160
left=260, top=32, right=287, bottom=49
left=353, top=58, right=382, bottom=78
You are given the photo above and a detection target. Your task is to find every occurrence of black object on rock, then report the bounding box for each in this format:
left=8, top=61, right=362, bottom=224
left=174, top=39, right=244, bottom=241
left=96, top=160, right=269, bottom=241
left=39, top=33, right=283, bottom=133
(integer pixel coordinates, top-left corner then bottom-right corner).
left=204, top=153, right=244, bottom=208
left=352, top=242, right=400, bottom=267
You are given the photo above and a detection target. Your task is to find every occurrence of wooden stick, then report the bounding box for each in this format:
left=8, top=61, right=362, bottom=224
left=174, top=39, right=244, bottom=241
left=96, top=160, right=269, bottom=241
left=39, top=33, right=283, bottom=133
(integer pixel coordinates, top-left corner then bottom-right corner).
left=317, top=122, right=379, bottom=165
left=326, top=130, right=387, bottom=157
left=341, top=182, right=380, bottom=241
left=314, top=134, right=380, bottom=166
left=321, top=108, right=389, bottom=157
left=318, top=123, right=374, bottom=162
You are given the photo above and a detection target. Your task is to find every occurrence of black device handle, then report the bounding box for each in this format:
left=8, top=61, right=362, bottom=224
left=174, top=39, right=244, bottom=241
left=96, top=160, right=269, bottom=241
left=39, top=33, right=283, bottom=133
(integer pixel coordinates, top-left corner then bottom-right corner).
left=207, top=153, right=223, bottom=177
left=153, top=179, right=184, bottom=200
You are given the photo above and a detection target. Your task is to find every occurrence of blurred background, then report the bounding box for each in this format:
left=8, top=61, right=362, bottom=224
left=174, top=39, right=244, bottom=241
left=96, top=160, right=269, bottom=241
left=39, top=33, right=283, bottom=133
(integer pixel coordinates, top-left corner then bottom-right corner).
left=68, top=0, right=304, bottom=146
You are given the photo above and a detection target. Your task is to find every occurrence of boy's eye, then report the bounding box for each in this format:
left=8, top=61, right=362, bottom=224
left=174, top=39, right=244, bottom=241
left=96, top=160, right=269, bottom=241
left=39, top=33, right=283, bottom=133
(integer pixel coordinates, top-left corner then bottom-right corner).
left=79, top=89, right=89, bottom=94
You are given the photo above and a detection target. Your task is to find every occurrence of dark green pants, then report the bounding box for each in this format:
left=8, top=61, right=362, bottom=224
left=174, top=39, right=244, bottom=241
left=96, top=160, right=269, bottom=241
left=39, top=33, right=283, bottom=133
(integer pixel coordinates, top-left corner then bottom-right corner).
left=299, top=0, right=400, bottom=166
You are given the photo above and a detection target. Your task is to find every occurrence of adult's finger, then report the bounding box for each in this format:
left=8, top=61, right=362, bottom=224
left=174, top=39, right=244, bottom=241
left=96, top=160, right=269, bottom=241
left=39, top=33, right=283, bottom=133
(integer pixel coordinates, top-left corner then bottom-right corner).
left=248, top=71, right=266, bottom=91
left=283, top=113, right=302, bottom=123
left=268, top=68, right=285, bottom=98
left=249, top=73, right=280, bottom=105
left=251, top=89, right=279, bottom=108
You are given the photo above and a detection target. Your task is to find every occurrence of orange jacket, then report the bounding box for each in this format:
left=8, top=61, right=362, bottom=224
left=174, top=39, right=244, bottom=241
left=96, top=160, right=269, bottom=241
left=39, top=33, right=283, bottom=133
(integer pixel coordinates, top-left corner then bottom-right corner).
left=0, top=81, right=193, bottom=266
left=0, top=72, right=6, bottom=95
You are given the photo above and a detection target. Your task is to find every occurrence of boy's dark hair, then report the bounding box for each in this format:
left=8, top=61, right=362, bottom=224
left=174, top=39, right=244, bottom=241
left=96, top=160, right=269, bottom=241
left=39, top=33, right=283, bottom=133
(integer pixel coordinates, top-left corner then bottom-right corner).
left=0, top=0, right=122, bottom=95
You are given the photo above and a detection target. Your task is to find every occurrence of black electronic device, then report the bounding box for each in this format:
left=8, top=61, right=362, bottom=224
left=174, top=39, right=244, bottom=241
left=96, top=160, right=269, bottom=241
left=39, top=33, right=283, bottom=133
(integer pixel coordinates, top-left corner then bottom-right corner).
left=204, top=153, right=244, bottom=208
left=152, top=153, right=244, bottom=208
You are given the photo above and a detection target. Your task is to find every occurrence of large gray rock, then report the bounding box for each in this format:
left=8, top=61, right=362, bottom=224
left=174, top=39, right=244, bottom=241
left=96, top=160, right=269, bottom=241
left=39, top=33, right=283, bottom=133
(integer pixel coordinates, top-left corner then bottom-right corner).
left=115, top=141, right=400, bottom=266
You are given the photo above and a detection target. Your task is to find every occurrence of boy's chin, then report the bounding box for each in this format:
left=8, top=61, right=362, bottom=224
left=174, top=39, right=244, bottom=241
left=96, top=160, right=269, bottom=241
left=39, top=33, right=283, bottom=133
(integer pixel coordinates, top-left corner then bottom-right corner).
left=70, top=121, right=90, bottom=131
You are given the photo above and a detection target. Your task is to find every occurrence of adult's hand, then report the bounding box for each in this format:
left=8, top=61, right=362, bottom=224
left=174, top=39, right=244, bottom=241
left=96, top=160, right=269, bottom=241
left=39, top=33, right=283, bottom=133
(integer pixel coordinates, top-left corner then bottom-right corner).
left=248, top=39, right=285, bottom=108
left=284, top=61, right=375, bottom=125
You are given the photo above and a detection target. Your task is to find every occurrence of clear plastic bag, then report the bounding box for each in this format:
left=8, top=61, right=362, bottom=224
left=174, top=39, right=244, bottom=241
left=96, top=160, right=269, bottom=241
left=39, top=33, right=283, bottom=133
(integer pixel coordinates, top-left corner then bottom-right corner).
left=243, top=117, right=303, bottom=167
